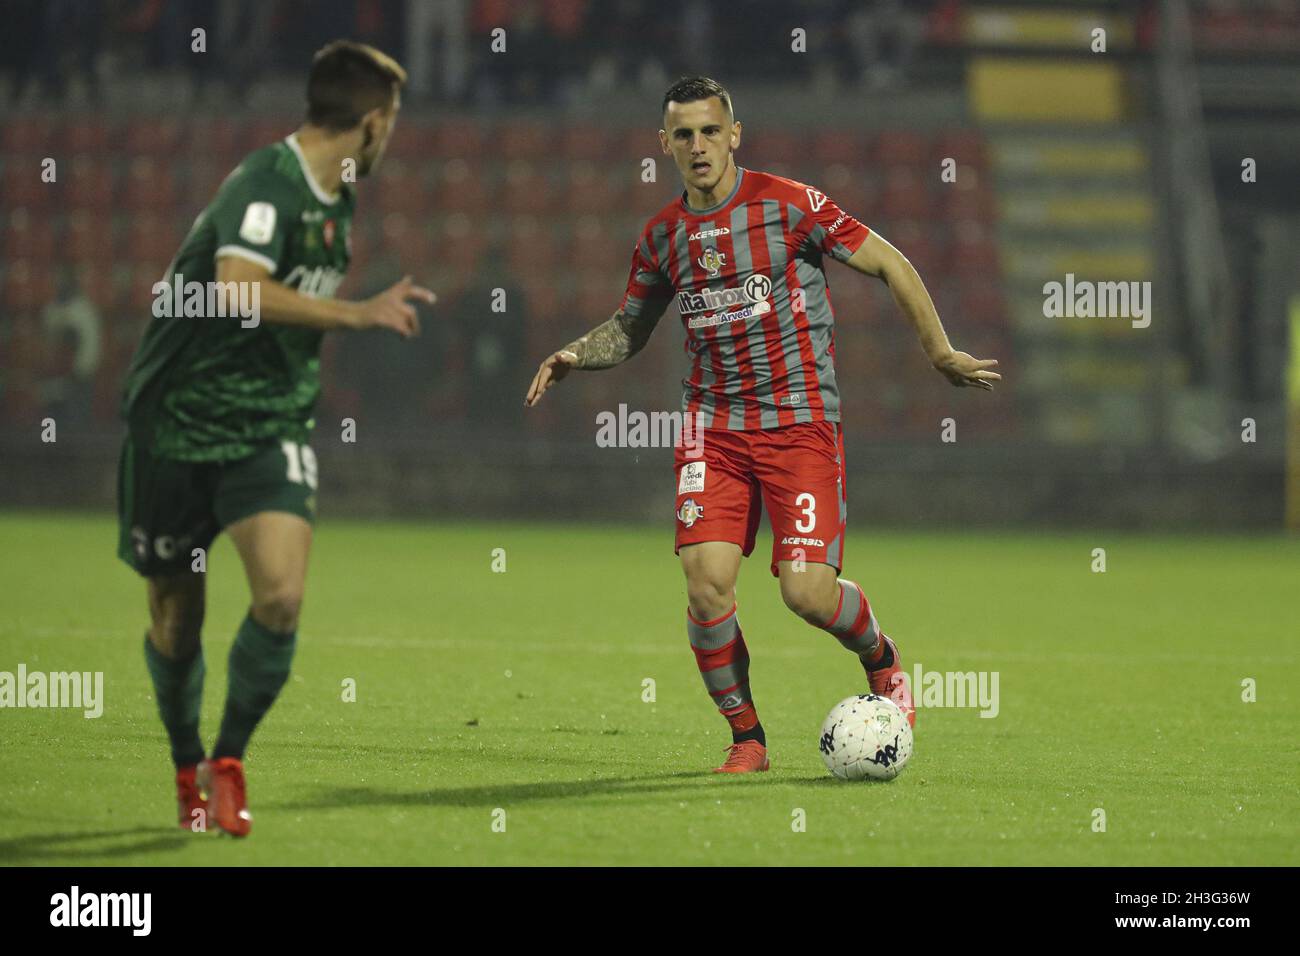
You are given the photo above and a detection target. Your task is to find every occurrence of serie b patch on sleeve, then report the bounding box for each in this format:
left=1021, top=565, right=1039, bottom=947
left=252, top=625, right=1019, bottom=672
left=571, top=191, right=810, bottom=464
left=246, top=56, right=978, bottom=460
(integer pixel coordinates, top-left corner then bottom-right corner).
left=238, top=201, right=277, bottom=245
left=678, top=461, right=706, bottom=494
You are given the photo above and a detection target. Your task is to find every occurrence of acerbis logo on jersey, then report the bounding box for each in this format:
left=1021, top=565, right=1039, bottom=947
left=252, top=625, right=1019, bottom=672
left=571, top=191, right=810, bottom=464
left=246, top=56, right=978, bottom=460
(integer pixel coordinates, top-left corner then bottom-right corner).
left=805, top=187, right=828, bottom=212
left=689, top=227, right=730, bottom=242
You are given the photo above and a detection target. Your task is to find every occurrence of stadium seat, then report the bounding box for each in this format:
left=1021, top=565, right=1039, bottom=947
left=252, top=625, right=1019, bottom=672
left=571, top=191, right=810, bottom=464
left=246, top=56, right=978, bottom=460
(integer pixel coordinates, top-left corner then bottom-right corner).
left=561, top=124, right=612, bottom=163
left=61, top=119, right=111, bottom=156
left=3, top=209, right=57, bottom=263
left=932, top=130, right=986, bottom=169
left=65, top=211, right=115, bottom=267
left=872, top=130, right=930, bottom=168
left=502, top=160, right=555, bottom=216
left=565, top=162, right=620, bottom=215
left=499, top=122, right=554, bottom=162
left=123, top=118, right=183, bottom=159
left=429, top=118, right=488, bottom=160
left=812, top=130, right=869, bottom=168
left=880, top=166, right=932, bottom=222
left=66, top=155, right=116, bottom=214
left=123, top=157, right=178, bottom=211
left=0, top=156, right=53, bottom=210
left=1, top=115, right=55, bottom=154
left=432, top=158, right=491, bottom=214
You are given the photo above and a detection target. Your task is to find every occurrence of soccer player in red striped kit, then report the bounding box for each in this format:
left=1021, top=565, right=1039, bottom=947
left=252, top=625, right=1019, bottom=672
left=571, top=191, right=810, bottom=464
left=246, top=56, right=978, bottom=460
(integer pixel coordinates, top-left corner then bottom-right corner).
left=525, top=76, right=1001, bottom=773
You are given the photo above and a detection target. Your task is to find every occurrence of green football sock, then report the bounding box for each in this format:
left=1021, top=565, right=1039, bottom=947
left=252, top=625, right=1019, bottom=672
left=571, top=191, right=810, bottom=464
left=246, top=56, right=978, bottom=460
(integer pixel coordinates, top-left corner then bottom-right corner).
left=212, top=612, right=296, bottom=760
left=143, top=635, right=206, bottom=768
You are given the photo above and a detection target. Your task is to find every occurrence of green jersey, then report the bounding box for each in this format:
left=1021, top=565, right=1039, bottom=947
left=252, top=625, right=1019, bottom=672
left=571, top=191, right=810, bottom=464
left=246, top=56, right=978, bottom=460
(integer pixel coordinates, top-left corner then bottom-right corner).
left=122, top=133, right=354, bottom=461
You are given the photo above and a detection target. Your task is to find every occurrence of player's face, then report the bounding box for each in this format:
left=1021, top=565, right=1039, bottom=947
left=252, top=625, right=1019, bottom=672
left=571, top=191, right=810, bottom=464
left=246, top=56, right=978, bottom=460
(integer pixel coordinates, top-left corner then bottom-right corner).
left=358, top=92, right=400, bottom=177
left=660, top=97, right=741, bottom=193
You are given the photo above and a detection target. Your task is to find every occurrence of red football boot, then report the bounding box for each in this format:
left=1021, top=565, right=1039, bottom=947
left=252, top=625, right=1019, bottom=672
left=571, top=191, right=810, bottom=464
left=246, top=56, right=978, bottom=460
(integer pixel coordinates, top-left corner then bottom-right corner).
left=197, top=757, right=252, bottom=837
left=713, top=740, right=771, bottom=773
left=867, top=636, right=916, bottom=728
left=176, top=765, right=207, bottom=831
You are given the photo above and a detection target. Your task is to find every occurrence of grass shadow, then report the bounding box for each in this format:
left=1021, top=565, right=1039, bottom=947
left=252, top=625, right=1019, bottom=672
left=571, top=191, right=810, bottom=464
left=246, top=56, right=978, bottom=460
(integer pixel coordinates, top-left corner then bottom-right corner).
left=261, top=769, right=769, bottom=812
left=0, top=826, right=193, bottom=865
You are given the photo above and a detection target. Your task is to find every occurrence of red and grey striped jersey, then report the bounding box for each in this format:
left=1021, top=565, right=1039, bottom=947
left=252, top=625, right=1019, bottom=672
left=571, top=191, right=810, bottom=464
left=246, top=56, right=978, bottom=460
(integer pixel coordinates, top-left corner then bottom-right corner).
left=620, top=166, right=871, bottom=430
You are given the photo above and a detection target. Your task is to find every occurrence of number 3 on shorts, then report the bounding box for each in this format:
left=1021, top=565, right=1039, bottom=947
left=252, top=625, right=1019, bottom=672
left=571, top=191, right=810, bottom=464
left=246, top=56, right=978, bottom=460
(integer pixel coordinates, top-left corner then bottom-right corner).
left=281, top=440, right=319, bottom=490
left=795, top=492, right=816, bottom=533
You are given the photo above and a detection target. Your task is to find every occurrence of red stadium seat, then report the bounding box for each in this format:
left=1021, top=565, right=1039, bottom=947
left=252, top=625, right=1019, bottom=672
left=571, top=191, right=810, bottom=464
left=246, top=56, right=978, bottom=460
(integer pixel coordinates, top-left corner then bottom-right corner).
left=932, top=130, right=986, bottom=170
left=499, top=122, right=554, bottom=162
left=62, top=119, right=112, bottom=156
left=812, top=130, right=869, bottom=168
left=186, top=118, right=246, bottom=167
left=949, top=219, right=1000, bottom=277
left=561, top=124, right=612, bottom=163
left=123, top=156, right=178, bottom=211
left=880, top=166, right=932, bottom=222
left=124, top=213, right=182, bottom=272
left=65, top=211, right=115, bottom=266
left=2, top=260, right=55, bottom=311
left=2, top=115, right=55, bottom=154
left=502, top=161, right=555, bottom=217
left=123, top=118, right=184, bottom=159
left=432, top=214, right=489, bottom=275
left=745, top=129, right=805, bottom=167
left=506, top=215, right=560, bottom=283
left=3, top=208, right=57, bottom=262
left=565, top=162, right=619, bottom=216
left=872, top=130, right=929, bottom=168
left=432, top=157, right=491, bottom=214
left=66, top=155, right=116, bottom=214
left=0, top=156, right=53, bottom=210
left=373, top=158, right=433, bottom=216
left=566, top=215, right=623, bottom=276
left=429, top=119, right=488, bottom=160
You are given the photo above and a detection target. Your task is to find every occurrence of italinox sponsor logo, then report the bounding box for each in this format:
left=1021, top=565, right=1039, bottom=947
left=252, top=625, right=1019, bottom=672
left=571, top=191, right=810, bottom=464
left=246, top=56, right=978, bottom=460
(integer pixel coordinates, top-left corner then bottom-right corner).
left=680, top=273, right=773, bottom=329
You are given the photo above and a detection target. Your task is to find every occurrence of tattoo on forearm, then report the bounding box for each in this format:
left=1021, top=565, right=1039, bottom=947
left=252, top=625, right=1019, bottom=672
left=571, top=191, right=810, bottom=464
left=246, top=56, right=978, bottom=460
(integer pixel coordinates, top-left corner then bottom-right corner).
left=564, top=309, right=659, bottom=370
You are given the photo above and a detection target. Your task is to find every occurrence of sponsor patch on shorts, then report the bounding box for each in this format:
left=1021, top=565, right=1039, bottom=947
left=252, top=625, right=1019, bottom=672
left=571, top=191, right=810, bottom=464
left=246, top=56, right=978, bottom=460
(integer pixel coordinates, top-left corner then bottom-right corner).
left=678, top=461, right=706, bottom=494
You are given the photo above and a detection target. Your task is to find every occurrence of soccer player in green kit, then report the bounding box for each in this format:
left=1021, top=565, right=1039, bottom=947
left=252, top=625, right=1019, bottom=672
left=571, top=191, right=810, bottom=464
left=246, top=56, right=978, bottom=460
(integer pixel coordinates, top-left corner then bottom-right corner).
left=117, top=41, right=434, bottom=836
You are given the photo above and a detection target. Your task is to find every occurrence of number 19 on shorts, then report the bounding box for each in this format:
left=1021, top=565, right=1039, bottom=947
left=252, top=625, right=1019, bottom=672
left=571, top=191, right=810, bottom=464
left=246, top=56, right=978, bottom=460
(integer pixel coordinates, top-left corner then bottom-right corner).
left=281, top=440, right=318, bottom=490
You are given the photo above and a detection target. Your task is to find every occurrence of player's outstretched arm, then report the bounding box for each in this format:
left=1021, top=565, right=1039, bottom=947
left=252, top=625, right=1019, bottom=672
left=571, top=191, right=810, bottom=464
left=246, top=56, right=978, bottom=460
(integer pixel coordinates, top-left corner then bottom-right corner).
left=524, top=306, right=663, bottom=407
left=216, top=256, right=435, bottom=337
left=845, top=232, right=1002, bottom=391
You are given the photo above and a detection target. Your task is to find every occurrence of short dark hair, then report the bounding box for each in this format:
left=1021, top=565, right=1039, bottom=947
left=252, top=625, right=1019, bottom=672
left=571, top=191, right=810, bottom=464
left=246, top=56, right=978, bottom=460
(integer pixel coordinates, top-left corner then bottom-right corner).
left=306, top=40, right=407, bottom=131
left=661, top=75, right=733, bottom=121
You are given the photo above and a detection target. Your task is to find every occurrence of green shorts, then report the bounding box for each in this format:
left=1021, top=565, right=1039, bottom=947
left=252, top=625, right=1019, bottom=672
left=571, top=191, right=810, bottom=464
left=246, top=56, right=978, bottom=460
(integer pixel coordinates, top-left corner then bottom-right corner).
left=117, top=434, right=318, bottom=577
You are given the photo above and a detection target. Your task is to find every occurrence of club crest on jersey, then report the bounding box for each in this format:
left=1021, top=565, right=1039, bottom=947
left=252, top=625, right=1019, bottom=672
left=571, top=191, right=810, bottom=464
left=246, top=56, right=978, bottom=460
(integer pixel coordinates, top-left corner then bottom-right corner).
left=805, top=187, right=828, bottom=212
left=697, top=246, right=726, bottom=278
left=677, top=498, right=704, bottom=528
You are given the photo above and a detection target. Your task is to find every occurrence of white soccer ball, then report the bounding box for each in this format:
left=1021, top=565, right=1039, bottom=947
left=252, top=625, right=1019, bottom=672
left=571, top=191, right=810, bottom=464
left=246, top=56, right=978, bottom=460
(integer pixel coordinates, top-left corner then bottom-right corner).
left=818, top=694, right=913, bottom=781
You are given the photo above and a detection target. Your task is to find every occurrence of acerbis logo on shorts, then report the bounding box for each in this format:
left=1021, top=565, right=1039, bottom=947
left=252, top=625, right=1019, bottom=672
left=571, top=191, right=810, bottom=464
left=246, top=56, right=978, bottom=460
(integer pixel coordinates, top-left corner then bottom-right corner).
left=781, top=536, right=824, bottom=547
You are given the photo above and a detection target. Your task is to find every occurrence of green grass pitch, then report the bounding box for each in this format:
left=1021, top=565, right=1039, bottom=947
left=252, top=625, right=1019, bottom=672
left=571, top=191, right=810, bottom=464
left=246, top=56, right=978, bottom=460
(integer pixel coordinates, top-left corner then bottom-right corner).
left=0, top=512, right=1296, bottom=866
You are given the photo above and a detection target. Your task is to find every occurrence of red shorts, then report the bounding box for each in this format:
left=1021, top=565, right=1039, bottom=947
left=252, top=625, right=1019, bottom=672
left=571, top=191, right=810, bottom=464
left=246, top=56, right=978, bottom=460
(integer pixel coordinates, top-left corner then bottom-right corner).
left=673, top=421, right=847, bottom=577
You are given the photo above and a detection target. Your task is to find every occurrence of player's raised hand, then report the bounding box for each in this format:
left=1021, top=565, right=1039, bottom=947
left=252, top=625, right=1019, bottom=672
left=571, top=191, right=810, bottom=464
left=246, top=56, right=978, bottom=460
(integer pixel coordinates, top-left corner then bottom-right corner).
left=357, top=275, right=436, bottom=338
left=934, top=350, right=1001, bottom=390
left=524, top=349, right=580, bottom=407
